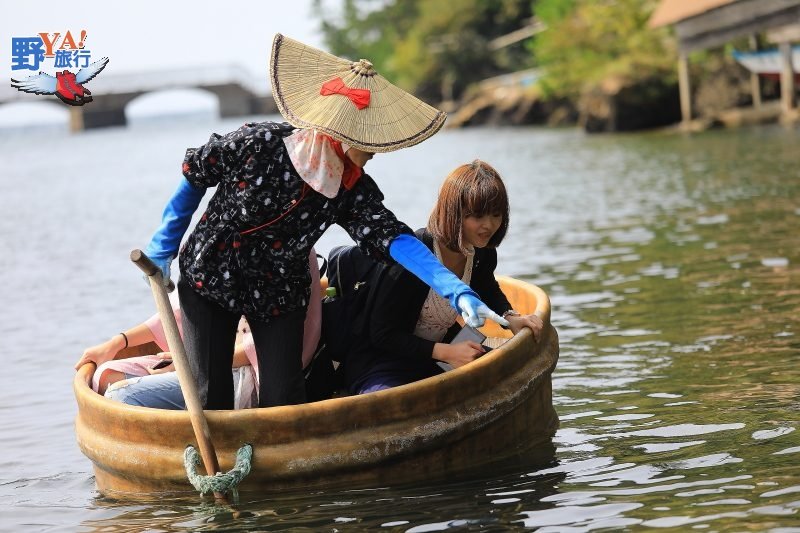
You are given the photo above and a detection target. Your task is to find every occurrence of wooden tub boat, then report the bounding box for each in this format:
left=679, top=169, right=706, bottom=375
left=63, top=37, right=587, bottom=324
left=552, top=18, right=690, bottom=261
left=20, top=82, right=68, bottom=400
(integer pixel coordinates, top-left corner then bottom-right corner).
left=74, top=276, right=559, bottom=495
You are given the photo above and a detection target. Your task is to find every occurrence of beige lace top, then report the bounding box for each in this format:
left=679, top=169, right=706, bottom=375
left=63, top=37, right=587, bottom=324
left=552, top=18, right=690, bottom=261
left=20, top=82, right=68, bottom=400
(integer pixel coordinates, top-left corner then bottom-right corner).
left=413, top=240, right=475, bottom=342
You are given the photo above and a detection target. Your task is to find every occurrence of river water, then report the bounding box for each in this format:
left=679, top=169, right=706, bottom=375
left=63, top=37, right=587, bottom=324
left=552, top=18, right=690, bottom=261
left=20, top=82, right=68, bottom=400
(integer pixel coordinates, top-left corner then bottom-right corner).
left=1, top=116, right=798, bottom=531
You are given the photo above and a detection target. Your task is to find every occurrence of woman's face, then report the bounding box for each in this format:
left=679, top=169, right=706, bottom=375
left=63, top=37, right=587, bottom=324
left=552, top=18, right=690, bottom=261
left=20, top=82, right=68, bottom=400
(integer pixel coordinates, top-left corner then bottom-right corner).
left=345, top=147, right=375, bottom=168
left=462, top=213, right=503, bottom=249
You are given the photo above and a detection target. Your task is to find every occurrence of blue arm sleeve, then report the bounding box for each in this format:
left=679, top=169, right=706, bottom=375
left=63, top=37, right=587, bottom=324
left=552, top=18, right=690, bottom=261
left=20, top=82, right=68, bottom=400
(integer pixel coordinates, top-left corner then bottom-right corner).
left=144, top=178, right=205, bottom=263
left=388, top=233, right=478, bottom=310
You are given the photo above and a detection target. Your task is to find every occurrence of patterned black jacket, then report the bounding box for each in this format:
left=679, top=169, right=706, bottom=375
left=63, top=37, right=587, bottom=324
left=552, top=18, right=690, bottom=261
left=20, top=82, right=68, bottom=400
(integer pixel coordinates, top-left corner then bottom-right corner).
left=179, top=121, right=411, bottom=322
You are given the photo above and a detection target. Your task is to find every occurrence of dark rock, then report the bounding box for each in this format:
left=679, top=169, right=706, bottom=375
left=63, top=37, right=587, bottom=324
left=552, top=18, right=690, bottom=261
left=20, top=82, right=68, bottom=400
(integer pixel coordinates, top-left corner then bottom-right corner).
left=578, top=75, right=681, bottom=133
left=694, top=58, right=755, bottom=116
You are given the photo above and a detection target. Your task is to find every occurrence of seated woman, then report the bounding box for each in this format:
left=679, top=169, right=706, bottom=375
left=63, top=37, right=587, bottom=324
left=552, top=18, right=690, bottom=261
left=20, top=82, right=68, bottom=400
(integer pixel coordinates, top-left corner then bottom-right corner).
left=74, top=250, right=322, bottom=409
left=344, top=160, right=543, bottom=394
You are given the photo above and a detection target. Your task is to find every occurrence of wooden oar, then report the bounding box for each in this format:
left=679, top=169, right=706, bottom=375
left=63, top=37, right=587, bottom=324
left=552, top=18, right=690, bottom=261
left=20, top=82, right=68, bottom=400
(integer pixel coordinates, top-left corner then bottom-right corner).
left=130, top=249, right=227, bottom=502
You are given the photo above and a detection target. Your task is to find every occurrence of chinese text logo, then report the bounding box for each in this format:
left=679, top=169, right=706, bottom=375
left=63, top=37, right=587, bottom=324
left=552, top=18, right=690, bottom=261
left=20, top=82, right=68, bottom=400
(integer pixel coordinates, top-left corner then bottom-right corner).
left=10, top=31, right=109, bottom=106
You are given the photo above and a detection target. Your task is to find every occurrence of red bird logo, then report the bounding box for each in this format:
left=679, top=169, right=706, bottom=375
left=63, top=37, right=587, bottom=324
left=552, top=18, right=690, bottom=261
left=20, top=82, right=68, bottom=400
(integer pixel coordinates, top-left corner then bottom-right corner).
left=11, top=57, right=109, bottom=106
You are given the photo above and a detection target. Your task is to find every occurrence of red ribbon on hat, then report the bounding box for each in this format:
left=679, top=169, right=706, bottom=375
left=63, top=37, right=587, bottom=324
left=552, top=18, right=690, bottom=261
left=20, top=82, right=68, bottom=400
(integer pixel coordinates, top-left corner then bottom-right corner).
left=320, top=77, right=371, bottom=110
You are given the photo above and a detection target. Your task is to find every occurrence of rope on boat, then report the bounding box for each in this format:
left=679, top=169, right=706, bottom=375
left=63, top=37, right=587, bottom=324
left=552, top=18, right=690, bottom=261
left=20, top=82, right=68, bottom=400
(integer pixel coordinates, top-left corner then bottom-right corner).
left=184, top=444, right=253, bottom=496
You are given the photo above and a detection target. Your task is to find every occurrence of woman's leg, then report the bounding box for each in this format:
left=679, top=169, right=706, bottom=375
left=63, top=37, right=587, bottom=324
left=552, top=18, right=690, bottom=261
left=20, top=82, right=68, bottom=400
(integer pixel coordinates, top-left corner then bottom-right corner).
left=94, top=355, right=163, bottom=395
left=178, top=279, right=240, bottom=409
left=248, top=310, right=307, bottom=407
left=357, top=372, right=409, bottom=394
left=105, top=373, right=187, bottom=409
left=97, top=369, right=126, bottom=395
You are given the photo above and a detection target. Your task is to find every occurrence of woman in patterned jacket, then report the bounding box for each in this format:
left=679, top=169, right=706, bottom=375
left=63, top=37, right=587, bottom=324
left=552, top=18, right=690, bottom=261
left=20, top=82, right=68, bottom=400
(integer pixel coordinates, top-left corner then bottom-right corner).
left=144, top=34, right=507, bottom=410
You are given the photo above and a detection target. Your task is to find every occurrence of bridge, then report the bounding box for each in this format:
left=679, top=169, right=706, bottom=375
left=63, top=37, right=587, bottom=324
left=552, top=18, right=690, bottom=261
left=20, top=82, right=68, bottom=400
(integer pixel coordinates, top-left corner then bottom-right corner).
left=1, top=64, right=278, bottom=130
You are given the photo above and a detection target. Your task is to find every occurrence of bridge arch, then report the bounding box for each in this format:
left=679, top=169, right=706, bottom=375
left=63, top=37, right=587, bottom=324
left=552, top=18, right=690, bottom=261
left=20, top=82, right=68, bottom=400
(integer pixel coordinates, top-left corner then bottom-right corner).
left=126, top=88, right=220, bottom=123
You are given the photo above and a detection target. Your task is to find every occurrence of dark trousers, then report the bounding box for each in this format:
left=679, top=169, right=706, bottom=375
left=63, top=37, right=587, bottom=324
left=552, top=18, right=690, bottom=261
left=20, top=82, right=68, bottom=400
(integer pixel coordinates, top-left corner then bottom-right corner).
left=178, top=279, right=307, bottom=409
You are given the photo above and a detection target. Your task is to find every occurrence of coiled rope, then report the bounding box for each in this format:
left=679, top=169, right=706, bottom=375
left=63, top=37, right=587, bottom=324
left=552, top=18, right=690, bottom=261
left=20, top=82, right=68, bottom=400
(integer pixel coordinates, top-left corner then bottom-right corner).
left=183, top=444, right=253, bottom=496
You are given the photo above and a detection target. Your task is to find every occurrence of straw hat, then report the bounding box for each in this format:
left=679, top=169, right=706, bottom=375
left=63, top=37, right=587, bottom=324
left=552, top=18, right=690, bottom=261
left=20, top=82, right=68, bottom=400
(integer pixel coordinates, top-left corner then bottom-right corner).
left=270, top=33, right=446, bottom=153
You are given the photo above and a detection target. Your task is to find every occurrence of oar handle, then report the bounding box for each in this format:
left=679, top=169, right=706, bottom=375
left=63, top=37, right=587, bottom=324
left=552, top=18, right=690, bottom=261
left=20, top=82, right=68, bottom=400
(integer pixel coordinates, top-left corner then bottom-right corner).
left=130, top=248, right=226, bottom=501
left=130, top=249, right=176, bottom=292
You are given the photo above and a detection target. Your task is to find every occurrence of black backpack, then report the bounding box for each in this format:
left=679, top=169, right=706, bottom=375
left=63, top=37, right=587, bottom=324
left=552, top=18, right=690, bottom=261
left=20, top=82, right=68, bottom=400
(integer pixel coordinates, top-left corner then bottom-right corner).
left=303, top=245, right=387, bottom=400
left=322, top=245, right=388, bottom=362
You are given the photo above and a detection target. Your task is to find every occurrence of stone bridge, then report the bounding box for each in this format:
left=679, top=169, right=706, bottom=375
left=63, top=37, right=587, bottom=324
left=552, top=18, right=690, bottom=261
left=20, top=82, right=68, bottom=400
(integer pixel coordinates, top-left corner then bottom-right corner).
left=2, top=64, right=278, bottom=130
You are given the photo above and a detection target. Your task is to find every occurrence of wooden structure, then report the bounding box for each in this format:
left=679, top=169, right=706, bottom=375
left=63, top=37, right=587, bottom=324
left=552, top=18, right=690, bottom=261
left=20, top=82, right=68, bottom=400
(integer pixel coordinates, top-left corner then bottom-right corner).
left=488, top=19, right=547, bottom=51
left=74, top=277, right=559, bottom=496
left=650, top=0, right=800, bottom=124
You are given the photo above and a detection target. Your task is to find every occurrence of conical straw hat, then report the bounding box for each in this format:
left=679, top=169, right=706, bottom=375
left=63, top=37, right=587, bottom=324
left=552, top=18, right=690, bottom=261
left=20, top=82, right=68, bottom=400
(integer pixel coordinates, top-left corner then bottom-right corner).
left=270, top=33, right=446, bottom=153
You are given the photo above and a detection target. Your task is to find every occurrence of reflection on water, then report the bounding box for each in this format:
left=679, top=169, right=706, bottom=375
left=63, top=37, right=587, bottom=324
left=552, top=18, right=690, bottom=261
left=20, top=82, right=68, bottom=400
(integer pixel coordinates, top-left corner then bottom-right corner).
left=1, top=119, right=799, bottom=530
left=77, top=460, right=568, bottom=532
left=535, top=126, right=800, bottom=530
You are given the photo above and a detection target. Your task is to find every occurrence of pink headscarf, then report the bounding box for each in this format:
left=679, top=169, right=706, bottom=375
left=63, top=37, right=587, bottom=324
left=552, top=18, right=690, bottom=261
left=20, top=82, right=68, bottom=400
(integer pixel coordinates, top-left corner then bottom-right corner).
left=283, top=129, right=362, bottom=198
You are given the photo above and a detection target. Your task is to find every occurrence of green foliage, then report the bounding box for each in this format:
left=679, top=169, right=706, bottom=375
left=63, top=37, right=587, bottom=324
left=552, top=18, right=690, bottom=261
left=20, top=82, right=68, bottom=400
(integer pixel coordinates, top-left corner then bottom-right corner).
left=313, top=0, right=419, bottom=80
left=314, top=0, right=678, bottom=105
left=314, top=0, right=535, bottom=101
left=532, top=0, right=676, bottom=98
left=534, top=0, right=576, bottom=23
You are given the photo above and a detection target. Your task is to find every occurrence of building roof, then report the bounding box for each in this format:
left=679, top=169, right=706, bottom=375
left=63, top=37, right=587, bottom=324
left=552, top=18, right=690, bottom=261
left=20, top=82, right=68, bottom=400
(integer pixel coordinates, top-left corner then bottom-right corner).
left=649, top=0, right=738, bottom=28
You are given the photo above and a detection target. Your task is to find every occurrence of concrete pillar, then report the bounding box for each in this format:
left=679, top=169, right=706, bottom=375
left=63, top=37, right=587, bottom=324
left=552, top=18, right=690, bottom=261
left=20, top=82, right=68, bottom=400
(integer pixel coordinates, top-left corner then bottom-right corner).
left=779, top=42, right=796, bottom=113
left=68, top=107, right=84, bottom=132
left=678, top=52, right=692, bottom=124
left=749, top=35, right=762, bottom=109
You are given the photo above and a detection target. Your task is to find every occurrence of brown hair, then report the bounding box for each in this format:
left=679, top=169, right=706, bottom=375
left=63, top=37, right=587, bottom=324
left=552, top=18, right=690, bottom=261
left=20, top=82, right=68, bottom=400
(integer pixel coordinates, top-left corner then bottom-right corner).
left=427, top=160, right=509, bottom=254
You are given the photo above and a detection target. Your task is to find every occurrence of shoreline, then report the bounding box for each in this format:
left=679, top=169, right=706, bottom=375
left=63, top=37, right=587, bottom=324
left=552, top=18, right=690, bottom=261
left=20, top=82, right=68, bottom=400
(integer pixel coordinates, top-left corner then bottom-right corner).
left=443, top=84, right=799, bottom=134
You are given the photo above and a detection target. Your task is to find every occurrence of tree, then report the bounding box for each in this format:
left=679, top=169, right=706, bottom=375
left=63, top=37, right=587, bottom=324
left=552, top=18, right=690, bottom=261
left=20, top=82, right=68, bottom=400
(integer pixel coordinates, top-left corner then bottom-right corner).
left=532, top=0, right=676, bottom=99
left=314, top=0, right=536, bottom=102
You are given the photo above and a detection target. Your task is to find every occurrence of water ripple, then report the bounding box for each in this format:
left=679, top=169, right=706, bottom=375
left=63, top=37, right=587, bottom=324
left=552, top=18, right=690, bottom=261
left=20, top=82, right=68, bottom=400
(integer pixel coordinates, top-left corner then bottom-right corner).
left=5, top=122, right=800, bottom=530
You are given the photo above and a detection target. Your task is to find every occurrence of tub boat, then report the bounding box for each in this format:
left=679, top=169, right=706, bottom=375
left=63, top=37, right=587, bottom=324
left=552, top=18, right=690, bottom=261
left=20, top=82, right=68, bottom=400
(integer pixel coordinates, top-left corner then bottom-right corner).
left=73, top=276, right=559, bottom=495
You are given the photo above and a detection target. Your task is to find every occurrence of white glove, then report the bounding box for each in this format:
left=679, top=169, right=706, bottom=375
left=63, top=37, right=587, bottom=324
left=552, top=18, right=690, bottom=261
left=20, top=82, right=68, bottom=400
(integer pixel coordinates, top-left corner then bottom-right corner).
left=457, top=294, right=509, bottom=328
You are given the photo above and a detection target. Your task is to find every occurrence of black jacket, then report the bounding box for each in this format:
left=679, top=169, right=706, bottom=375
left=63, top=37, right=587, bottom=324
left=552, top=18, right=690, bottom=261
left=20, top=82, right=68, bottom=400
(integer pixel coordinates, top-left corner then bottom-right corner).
left=345, top=229, right=512, bottom=393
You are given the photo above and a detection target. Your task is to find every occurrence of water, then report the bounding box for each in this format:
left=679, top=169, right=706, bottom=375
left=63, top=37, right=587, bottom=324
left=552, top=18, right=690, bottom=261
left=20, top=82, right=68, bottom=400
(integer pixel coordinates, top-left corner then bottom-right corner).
left=2, top=116, right=799, bottom=531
